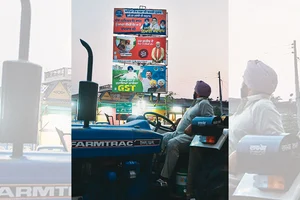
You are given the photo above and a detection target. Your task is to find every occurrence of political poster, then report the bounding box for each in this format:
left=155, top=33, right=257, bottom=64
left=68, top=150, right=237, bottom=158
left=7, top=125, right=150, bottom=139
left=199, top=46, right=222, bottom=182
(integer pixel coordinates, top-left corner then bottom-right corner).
left=113, top=8, right=167, bottom=35
left=112, top=63, right=167, bottom=93
left=113, top=36, right=167, bottom=65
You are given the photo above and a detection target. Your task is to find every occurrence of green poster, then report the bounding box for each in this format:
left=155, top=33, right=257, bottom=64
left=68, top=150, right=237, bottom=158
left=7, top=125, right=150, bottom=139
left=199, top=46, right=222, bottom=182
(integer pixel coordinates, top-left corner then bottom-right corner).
left=112, top=64, right=167, bottom=93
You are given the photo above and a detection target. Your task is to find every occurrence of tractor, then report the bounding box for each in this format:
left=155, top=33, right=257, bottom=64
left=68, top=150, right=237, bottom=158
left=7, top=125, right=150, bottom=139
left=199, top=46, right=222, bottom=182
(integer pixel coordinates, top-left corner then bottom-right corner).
left=71, top=39, right=229, bottom=200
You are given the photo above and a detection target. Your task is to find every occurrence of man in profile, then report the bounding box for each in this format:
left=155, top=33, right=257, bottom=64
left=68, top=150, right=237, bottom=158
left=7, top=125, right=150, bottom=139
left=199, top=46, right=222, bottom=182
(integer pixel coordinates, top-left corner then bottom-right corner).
left=155, top=81, right=214, bottom=188
left=228, top=60, right=284, bottom=195
left=151, top=41, right=165, bottom=63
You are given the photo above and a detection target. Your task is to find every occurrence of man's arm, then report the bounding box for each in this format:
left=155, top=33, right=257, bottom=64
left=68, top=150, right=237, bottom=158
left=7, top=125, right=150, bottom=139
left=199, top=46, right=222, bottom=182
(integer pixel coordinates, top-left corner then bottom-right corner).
left=184, top=101, right=214, bottom=136
left=187, top=101, right=214, bottom=121
left=138, top=70, right=143, bottom=82
left=114, top=74, right=123, bottom=79
left=159, top=48, right=165, bottom=61
left=252, top=102, right=284, bottom=134
left=151, top=48, right=156, bottom=61
left=194, top=100, right=214, bottom=117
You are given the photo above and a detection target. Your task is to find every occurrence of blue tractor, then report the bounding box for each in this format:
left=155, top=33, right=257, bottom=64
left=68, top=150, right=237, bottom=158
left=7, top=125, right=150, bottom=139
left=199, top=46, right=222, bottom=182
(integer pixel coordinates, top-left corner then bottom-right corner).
left=72, top=39, right=229, bottom=200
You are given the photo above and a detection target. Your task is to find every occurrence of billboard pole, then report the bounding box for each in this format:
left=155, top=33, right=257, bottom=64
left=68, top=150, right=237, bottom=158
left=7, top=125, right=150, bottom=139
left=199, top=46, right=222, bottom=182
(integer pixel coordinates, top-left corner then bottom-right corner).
left=218, top=71, right=223, bottom=115
left=292, top=40, right=300, bottom=131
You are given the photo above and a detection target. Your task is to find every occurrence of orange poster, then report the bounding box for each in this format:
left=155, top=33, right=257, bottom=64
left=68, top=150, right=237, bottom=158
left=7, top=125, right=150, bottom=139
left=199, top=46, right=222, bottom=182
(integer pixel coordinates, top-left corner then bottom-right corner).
left=113, top=36, right=167, bottom=65
left=114, top=8, right=167, bottom=36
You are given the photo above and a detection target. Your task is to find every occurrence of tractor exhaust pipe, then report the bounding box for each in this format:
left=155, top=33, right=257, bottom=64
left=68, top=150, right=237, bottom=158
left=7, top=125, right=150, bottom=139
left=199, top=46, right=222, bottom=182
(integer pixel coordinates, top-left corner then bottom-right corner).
left=77, top=39, right=98, bottom=128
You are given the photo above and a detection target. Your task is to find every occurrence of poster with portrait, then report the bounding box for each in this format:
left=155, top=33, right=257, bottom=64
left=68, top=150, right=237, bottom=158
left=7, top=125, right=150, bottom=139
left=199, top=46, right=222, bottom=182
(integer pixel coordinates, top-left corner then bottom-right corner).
left=113, top=8, right=167, bottom=36
left=112, top=63, right=167, bottom=93
left=113, top=36, right=167, bottom=65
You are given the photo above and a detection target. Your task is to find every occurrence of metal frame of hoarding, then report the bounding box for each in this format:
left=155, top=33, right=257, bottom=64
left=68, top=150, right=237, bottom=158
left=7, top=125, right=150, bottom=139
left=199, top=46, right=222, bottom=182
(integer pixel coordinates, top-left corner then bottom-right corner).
left=166, top=66, right=168, bottom=94
left=166, top=10, right=168, bottom=37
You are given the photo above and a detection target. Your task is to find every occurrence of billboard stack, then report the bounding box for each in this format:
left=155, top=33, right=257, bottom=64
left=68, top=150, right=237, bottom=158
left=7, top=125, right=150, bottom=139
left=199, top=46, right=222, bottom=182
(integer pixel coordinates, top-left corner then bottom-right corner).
left=112, top=8, right=168, bottom=94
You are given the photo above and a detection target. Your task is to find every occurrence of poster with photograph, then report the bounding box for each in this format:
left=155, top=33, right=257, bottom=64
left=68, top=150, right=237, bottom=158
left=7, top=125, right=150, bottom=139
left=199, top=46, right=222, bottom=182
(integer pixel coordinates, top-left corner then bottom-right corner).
left=114, top=8, right=167, bottom=35
left=112, top=63, right=167, bottom=93
left=113, top=36, right=167, bottom=65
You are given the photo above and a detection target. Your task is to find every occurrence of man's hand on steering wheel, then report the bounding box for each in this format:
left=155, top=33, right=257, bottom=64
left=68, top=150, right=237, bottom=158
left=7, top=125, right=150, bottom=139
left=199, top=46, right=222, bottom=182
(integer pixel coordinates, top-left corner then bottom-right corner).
left=143, top=112, right=176, bottom=132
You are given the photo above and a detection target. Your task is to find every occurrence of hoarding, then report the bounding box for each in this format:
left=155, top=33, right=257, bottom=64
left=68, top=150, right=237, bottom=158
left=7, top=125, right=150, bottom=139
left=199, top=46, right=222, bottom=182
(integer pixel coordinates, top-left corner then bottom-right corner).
left=112, top=63, right=167, bottom=93
left=113, top=36, right=167, bottom=65
left=113, top=8, right=167, bottom=35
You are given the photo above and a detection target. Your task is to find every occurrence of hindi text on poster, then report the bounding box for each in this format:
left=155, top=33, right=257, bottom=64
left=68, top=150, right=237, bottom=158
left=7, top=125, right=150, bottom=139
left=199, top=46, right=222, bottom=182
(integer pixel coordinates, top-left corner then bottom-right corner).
left=113, top=36, right=167, bottom=65
left=112, top=64, right=167, bottom=93
left=114, top=8, right=167, bottom=35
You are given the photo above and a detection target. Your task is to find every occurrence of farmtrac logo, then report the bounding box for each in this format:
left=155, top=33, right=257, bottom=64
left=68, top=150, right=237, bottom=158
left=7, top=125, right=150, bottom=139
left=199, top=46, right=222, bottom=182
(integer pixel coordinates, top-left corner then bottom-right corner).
left=72, top=139, right=161, bottom=148
left=0, top=184, right=71, bottom=199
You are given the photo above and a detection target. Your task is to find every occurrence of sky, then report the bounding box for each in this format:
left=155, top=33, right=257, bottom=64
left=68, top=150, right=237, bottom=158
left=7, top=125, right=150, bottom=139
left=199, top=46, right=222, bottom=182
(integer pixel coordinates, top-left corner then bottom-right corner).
left=72, top=0, right=229, bottom=100
left=2, top=0, right=299, bottom=101
left=0, top=0, right=71, bottom=82
left=229, top=0, right=300, bottom=100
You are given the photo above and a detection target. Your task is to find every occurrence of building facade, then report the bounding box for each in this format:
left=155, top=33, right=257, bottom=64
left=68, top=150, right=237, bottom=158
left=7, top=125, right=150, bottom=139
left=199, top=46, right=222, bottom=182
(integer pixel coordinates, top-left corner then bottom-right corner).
left=40, top=68, right=71, bottom=148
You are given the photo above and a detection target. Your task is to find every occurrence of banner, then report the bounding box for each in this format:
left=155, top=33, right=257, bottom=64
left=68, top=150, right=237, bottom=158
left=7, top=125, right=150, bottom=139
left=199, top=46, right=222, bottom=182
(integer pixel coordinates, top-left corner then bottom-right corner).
left=112, top=63, right=167, bottom=93
left=113, top=8, right=167, bottom=35
left=113, top=36, right=167, bottom=65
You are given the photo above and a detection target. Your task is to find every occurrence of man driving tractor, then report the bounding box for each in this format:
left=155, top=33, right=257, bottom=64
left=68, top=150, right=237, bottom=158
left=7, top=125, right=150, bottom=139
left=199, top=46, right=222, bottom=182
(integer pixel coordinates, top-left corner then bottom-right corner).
left=228, top=60, right=285, bottom=196
left=155, top=80, right=214, bottom=189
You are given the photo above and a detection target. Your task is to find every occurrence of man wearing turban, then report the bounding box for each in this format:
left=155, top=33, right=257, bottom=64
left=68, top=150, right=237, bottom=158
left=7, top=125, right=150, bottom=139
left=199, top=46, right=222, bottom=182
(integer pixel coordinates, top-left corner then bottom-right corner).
left=156, top=79, right=166, bottom=93
left=114, top=66, right=137, bottom=80
left=228, top=60, right=284, bottom=196
left=155, top=81, right=214, bottom=188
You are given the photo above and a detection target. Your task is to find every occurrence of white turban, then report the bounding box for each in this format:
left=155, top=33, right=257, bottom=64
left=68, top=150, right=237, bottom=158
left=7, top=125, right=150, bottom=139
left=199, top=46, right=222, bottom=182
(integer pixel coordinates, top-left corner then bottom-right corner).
left=243, top=60, right=278, bottom=94
left=158, top=79, right=165, bottom=85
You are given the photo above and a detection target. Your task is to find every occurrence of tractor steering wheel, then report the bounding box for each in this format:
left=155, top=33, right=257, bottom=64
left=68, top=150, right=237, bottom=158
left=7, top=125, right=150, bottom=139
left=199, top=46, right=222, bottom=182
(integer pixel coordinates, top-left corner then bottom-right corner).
left=143, top=112, right=176, bottom=132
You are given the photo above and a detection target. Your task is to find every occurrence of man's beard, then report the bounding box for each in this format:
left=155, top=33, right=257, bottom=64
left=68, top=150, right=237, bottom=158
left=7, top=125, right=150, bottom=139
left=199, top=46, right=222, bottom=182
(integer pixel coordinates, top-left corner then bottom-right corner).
left=193, top=92, right=197, bottom=100
left=240, top=83, right=248, bottom=98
